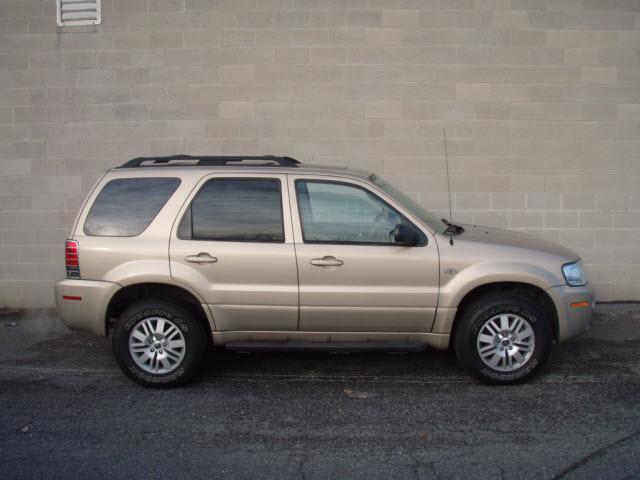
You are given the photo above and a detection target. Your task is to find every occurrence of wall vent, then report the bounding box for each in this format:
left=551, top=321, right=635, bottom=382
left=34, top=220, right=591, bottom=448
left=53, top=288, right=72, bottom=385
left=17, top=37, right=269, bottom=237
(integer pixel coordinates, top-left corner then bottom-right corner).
left=56, top=0, right=101, bottom=27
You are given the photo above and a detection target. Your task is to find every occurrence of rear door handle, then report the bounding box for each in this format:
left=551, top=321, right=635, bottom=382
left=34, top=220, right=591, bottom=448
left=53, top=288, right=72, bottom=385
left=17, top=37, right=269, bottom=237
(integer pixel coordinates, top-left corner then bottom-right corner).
left=310, top=256, right=344, bottom=267
left=186, top=252, right=218, bottom=264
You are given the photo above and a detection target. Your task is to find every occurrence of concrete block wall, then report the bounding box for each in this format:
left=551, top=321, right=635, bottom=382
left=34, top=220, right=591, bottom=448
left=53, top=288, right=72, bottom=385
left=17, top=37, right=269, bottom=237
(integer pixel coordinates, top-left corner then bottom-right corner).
left=0, top=0, right=639, bottom=307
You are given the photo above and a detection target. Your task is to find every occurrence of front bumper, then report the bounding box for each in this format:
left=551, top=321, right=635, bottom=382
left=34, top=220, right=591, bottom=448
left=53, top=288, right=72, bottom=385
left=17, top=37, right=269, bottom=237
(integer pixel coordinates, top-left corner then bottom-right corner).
left=55, top=279, right=120, bottom=337
left=546, top=284, right=595, bottom=342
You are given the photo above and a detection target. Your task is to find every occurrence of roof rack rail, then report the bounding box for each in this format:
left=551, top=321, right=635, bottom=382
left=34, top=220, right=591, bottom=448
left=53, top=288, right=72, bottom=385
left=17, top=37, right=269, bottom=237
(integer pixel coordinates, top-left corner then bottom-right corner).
left=118, top=155, right=301, bottom=169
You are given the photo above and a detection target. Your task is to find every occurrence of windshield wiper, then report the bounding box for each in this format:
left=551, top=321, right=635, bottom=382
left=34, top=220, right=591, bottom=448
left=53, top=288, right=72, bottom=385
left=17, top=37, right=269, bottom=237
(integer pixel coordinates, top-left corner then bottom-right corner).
left=441, top=218, right=465, bottom=235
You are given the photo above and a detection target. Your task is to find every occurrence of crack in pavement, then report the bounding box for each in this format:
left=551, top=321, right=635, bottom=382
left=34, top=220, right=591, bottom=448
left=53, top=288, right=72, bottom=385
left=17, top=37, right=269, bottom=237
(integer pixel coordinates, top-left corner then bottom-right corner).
left=551, top=430, right=640, bottom=480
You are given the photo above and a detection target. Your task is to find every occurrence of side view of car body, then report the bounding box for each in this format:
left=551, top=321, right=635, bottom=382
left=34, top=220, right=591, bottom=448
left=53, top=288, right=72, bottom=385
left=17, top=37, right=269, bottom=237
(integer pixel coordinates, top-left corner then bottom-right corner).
left=56, top=155, right=594, bottom=387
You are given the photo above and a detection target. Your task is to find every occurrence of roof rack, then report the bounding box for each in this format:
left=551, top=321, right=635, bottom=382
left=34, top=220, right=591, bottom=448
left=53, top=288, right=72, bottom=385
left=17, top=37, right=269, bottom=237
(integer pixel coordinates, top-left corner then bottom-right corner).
left=118, top=155, right=301, bottom=169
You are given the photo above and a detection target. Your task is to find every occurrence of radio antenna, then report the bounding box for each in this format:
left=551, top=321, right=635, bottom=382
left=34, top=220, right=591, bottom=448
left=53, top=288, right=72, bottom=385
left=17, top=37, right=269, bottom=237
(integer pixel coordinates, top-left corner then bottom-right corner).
left=443, top=128, right=454, bottom=245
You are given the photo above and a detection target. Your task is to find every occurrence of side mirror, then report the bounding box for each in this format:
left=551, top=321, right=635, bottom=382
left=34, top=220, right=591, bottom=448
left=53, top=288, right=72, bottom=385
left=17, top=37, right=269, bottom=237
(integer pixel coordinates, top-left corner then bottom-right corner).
left=393, top=223, right=417, bottom=246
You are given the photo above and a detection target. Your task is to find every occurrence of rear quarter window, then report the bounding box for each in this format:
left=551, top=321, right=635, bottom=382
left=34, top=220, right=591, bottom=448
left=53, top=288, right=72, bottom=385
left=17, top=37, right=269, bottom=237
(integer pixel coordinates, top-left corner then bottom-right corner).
left=84, top=177, right=180, bottom=237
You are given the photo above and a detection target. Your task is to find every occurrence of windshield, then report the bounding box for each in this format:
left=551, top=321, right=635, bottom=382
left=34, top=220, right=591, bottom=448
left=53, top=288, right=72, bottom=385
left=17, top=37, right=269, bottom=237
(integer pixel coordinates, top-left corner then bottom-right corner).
left=370, top=174, right=448, bottom=234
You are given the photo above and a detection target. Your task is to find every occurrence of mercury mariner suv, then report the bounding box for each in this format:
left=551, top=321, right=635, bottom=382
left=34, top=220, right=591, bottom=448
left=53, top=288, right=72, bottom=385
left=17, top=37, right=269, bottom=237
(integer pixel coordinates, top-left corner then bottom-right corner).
left=55, top=155, right=594, bottom=387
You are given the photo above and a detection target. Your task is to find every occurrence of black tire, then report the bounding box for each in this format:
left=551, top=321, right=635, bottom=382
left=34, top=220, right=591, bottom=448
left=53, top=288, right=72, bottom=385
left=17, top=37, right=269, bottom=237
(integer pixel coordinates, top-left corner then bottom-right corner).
left=112, top=299, right=207, bottom=388
left=454, top=292, right=552, bottom=385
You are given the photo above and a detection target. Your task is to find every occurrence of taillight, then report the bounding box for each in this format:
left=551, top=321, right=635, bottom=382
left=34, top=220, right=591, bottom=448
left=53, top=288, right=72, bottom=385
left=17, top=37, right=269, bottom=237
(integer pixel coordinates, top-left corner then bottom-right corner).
left=65, top=239, right=80, bottom=279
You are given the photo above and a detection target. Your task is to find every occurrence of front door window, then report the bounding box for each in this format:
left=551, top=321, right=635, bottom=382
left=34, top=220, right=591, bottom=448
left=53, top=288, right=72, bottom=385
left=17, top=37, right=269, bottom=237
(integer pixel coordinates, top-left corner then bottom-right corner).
left=295, top=180, right=414, bottom=245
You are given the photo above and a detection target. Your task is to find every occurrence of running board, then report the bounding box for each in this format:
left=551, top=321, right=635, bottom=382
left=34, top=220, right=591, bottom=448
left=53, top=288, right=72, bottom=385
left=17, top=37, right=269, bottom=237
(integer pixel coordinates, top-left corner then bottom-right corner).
left=224, top=341, right=426, bottom=353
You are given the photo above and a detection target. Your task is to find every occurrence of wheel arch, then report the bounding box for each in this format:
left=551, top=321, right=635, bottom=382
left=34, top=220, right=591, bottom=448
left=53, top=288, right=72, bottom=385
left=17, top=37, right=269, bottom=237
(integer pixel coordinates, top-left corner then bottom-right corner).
left=105, top=283, right=213, bottom=343
left=449, top=281, right=559, bottom=348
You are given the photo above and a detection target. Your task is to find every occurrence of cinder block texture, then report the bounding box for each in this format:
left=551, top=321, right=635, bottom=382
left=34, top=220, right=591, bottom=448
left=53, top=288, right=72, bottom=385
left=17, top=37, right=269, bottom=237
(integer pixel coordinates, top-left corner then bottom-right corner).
left=1, top=0, right=640, bottom=306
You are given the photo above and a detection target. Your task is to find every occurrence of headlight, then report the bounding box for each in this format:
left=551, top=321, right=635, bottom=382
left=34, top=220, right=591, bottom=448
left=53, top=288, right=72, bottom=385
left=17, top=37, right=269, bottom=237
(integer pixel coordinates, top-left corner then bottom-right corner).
left=562, top=261, right=587, bottom=287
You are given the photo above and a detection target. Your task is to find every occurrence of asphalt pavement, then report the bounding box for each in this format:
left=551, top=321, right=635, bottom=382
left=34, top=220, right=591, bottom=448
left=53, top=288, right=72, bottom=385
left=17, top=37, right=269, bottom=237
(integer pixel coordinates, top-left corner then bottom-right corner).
left=1, top=304, right=639, bottom=480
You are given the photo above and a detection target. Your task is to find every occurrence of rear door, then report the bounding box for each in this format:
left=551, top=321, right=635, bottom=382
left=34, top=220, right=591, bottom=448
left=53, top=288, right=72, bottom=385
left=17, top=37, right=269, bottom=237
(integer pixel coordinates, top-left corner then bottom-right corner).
left=169, top=173, right=298, bottom=331
left=288, top=174, right=440, bottom=332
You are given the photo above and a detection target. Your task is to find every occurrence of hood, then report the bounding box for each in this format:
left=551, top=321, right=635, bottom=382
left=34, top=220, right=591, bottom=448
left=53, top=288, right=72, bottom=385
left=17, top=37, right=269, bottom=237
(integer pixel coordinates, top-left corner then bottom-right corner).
left=454, top=224, right=579, bottom=261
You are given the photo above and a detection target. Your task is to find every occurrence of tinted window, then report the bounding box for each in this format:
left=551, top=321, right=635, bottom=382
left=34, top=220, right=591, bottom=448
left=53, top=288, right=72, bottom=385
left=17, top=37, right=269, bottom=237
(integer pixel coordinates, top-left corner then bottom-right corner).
left=296, top=180, right=407, bottom=244
left=179, top=178, right=284, bottom=242
left=84, top=178, right=180, bottom=236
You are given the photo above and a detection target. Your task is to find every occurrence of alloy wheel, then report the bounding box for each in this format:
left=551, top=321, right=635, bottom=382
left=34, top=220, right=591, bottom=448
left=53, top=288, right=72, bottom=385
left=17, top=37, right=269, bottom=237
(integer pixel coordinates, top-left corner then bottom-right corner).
left=476, top=313, right=535, bottom=372
left=128, top=317, right=186, bottom=374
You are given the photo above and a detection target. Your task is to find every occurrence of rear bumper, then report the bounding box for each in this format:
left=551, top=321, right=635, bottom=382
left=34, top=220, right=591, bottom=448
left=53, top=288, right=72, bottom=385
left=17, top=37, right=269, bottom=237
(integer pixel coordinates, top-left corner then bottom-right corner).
left=546, top=284, right=595, bottom=342
left=55, top=279, right=120, bottom=337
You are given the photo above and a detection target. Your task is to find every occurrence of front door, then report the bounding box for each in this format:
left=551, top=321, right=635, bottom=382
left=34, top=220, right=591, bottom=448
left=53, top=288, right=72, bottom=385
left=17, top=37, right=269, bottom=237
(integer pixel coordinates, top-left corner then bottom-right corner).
left=170, top=173, right=298, bottom=331
left=288, top=175, right=440, bottom=332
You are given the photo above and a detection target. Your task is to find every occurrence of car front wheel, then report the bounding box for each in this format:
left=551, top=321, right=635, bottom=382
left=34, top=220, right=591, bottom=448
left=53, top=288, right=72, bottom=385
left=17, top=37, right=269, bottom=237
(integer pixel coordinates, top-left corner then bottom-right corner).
left=454, top=292, right=552, bottom=385
left=112, top=299, right=207, bottom=388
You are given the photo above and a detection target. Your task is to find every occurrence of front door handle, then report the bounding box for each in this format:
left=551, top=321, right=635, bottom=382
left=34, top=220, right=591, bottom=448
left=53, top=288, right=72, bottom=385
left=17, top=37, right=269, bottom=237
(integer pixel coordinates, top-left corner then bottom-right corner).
left=310, top=256, right=344, bottom=267
left=186, top=252, right=218, bottom=264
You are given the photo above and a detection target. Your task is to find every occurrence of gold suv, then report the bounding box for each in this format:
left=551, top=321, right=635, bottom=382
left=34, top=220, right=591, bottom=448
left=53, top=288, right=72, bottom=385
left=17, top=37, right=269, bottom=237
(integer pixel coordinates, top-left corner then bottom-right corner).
left=55, top=155, right=594, bottom=387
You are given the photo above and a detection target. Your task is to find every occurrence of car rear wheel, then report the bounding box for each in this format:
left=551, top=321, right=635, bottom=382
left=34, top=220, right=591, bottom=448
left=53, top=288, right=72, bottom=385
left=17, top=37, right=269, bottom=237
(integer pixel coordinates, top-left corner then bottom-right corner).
left=112, top=299, right=207, bottom=388
left=454, top=292, right=552, bottom=385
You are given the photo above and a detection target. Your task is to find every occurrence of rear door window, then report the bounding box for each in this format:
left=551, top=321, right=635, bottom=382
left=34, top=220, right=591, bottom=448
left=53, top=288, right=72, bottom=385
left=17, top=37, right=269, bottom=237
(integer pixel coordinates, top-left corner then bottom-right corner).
left=84, top=177, right=180, bottom=236
left=178, top=178, right=284, bottom=242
